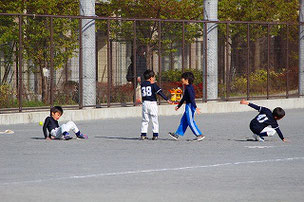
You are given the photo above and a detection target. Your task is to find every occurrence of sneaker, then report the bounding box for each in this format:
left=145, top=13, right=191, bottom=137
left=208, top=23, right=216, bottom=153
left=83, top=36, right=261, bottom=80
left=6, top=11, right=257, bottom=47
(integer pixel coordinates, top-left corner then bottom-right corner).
left=140, top=135, right=148, bottom=140
left=77, top=133, right=88, bottom=139
left=64, top=135, right=73, bottom=140
left=152, top=136, right=158, bottom=140
left=252, top=134, right=264, bottom=142
left=196, top=135, right=205, bottom=141
left=168, top=132, right=179, bottom=140
left=257, top=135, right=264, bottom=142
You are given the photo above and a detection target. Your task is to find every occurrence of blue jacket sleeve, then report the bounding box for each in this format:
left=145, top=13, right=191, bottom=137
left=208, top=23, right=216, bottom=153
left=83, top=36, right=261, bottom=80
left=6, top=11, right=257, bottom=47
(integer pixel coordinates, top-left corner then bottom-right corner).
left=189, top=87, right=197, bottom=109
left=275, top=128, right=285, bottom=141
left=248, top=103, right=262, bottom=111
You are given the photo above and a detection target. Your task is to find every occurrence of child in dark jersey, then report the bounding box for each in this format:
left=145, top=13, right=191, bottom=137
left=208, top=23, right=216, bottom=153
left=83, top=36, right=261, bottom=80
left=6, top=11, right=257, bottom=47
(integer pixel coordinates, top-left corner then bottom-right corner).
left=140, top=70, right=171, bottom=140
left=43, top=106, right=87, bottom=140
left=240, top=99, right=286, bottom=142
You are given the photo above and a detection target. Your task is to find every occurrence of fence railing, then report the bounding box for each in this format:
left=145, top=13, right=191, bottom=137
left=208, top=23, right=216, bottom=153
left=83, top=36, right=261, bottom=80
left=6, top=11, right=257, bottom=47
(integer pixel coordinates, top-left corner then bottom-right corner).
left=0, top=13, right=300, bottom=113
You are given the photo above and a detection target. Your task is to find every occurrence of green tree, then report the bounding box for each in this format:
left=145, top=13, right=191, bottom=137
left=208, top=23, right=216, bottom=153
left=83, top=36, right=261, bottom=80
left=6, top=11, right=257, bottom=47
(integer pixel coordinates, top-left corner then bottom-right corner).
left=96, top=0, right=204, bottom=69
left=218, top=0, right=298, bottom=71
left=0, top=0, right=22, bottom=84
left=0, top=0, right=79, bottom=103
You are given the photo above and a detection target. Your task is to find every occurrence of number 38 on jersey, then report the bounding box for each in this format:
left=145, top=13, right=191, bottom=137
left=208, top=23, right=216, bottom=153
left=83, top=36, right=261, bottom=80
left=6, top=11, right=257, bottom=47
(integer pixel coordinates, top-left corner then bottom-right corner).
left=142, top=86, right=152, bottom=97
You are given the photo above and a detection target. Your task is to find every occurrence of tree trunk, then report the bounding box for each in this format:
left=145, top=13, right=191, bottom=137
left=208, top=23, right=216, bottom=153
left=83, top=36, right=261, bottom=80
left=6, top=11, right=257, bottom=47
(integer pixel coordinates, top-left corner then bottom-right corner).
left=275, top=34, right=284, bottom=69
left=2, top=63, right=12, bottom=84
left=39, top=65, right=48, bottom=104
left=146, top=45, right=152, bottom=70
left=170, top=43, right=174, bottom=70
left=224, top=35, right=232, bottom=84
left=254, top=38, right=261, bottom=71
left=1, top=42, right=16, bottom=84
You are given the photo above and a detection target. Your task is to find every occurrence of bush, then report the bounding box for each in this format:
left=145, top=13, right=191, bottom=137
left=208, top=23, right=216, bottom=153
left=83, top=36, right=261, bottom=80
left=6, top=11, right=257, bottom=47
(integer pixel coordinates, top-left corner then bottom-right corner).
left=97, top=82, right=134, bottom=104
left=0, top=84, right=15, bottom=108
left=160, top=81, right=182, bottom=99
left=160, top=68, right=203, bottom=85
left=159, top=69, right=204, bottom=99
left=54, top=81, right=79, bottom=105
left=231, top=69, right=291, bottom=95
left=22, top=100, right=46, bottom=107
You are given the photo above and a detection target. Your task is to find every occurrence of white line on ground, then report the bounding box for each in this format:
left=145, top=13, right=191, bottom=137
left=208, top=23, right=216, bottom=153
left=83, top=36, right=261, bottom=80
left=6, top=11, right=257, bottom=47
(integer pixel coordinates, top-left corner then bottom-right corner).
left=1, top=157, right=304, bottom=186
left=245, top=146, right=275, bottom=149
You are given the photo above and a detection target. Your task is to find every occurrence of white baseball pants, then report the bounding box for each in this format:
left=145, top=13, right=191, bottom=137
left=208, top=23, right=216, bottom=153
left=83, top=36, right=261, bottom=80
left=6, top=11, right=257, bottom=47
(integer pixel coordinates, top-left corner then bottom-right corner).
left=141, top=101, right=159, bottom=134
left=50, top=121, right=80, bottom=139
left=260, top=126, right=277, bottom=137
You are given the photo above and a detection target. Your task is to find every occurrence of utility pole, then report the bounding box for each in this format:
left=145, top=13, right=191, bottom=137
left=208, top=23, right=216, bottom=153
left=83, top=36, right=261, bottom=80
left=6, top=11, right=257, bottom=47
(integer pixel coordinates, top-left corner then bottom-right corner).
left=80, top=0, right=96, bottom=106
left=203, top=0, right=218, bottom=100
left=300, top=0, right=304, bottom=96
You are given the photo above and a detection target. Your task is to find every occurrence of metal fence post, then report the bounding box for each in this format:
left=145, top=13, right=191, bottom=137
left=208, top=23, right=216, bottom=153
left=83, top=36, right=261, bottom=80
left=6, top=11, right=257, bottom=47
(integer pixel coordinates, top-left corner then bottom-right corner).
left=79, top=19, right=83, bottom=109
left=158, top=20, right=162, bottom=105
left=107, top=20, right=111, bottom=107
left=182, top=21, right=185, bottom=72
left=225, top=23, right=230, bottom=100
left=133, top=21, right=137, bottom=105
left=95, top=26, right=99, bottom=106
left=286, top=24, right=289, bottom=98
left=267, top=24, right=270, bottom=99
left=50, top=17, right=54, bottom=107
left=18, top=15, right=23, bottom=112
left=299, top=0, right=304, bottom=96
left=247, top=23, right=250, bottom=100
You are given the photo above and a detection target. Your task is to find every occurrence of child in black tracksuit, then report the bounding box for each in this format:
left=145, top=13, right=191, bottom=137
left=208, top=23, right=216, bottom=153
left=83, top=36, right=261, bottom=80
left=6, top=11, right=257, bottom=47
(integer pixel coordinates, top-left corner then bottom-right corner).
left=168, top=72, right=205, bottom=141
left=240, top=99, right=286, bottom=142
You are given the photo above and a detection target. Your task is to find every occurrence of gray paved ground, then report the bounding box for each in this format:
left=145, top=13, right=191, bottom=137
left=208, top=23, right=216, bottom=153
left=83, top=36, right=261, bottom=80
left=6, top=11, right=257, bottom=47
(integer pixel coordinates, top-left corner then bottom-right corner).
left=0, top=108, right=304, bottom=202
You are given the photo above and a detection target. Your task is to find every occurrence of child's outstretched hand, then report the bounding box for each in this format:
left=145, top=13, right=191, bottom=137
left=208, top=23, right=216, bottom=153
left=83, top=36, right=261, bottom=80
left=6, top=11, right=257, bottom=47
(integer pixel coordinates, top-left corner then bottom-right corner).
left=137, top=77, right=141, bottom=83
left=282, top=138, right=288, bottom=142
left=167, top=100, right=173, bottom=104
left=175, top=106, right=179, bottom=111
left=240, top=99, right=249, bottom=105
left=196, top=108, right=201, bottom=114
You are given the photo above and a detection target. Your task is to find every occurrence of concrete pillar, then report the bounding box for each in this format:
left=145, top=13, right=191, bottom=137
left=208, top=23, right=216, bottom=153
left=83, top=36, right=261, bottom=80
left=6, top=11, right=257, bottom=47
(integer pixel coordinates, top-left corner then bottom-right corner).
left=120, top=42, right=127, bottom=84
left=300, top=0, right=304, bottom=96
left=203, top=0, right=218, bottom=100
left=80, top=0, right=96, bottom=106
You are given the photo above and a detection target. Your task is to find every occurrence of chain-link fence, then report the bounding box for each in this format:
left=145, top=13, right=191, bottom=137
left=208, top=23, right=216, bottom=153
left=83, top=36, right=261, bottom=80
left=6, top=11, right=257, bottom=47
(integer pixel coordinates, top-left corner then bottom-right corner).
left=0, top=13, right=300, bottom=113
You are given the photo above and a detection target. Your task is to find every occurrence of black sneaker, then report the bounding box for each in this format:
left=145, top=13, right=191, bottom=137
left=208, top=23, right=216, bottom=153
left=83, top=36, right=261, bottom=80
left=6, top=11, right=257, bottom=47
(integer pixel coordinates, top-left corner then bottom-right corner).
left=168, top=132, right=179, bottom=140
left=152, top=136, right=158, bottom=140
left=64, top=135, right=73, bottom=140
left=140, top=135, right=148, bottom=140
left=76, top=133, right=88, bottom=139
